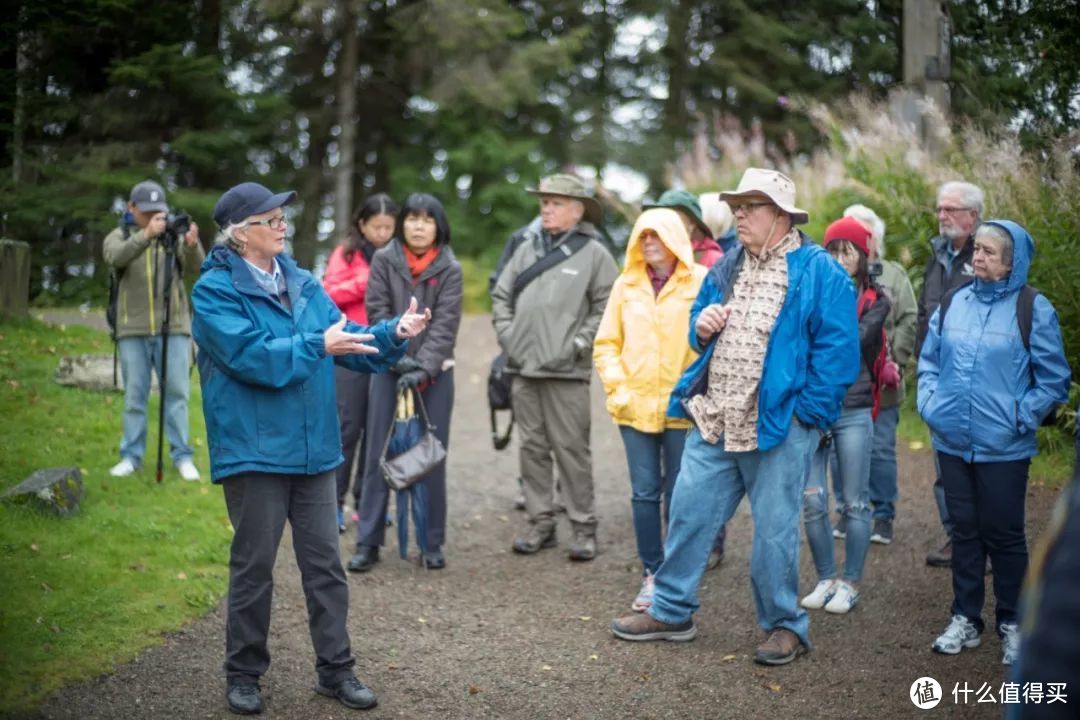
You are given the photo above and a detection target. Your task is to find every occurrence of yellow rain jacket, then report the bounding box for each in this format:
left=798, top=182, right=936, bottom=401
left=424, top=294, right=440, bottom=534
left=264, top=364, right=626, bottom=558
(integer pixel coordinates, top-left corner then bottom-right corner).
left=593, top=208, right=707, bottom=432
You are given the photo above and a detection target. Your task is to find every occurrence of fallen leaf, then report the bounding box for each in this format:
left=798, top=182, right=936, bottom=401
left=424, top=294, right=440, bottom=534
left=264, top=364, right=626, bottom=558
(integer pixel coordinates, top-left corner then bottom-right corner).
left=589, top=654, right=599, bottom=661
left=36, top=616, right=44, bottom=624
left=497, top=515, right=509, bottom=523
left=468, top=686, right=481, bottom=695
left=417, top=618, right=426, bottom=624
left=767, top=683, right=781, bottom=693
left=6, top=380, right=18, bottom=390
left=541, top=665, right=552, bottom=671
left=30, top=543, right=40, bottom=553
left=80, top=468, right=89, bottom=477
left=60, top=554, right=72, bottom=560
left=130, top=564, right=146, bottom=573
left=50, top=624, right=62, bottom=634
left=41, top=582, right=53, bottom=592
left=721, top=654, right=737, bottom=662
left=909, top=440, right=924, bottom=450
left=463, top=522, right=472, bottom=530
left=578, top=616, right=591, bottom=621
left=176, top=572, right=187, bottom=580
left=387, top=663, right=398, bottom=671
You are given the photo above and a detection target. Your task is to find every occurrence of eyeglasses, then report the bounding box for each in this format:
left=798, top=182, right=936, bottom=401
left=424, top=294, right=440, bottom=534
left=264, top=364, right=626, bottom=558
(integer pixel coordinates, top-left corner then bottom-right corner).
left=245, top=215, right=288, bottom=230
left=936, top=206, right=973, bottom=215
left=729, top=201, right=774, bottom=215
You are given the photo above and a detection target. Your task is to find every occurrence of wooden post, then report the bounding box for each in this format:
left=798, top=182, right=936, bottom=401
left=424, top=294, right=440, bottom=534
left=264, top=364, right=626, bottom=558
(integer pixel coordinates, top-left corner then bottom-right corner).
left=900, top=0, right=951, bottom=144
left=0, top=239, right=31, bottom=318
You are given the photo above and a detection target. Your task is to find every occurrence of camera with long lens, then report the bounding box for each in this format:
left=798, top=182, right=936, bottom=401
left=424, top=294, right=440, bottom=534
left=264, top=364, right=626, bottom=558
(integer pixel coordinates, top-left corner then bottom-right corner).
left=160, top=212, right=191, bottom=250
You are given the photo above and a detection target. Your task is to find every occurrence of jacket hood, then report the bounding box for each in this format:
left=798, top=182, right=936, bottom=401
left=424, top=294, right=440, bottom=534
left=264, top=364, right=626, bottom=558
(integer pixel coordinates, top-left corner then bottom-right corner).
left=982, top=219, right=1034, bottom=294
left=624, top=208, right=694, bottom=278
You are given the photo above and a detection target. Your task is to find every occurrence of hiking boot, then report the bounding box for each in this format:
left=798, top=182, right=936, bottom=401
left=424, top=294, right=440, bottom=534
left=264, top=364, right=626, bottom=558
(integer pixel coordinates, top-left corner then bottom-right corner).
left=932, top=614, right=981, bottom=655
left=315, top=674, right=377, bottom=710
left=755, top=629, right=806, bottom=665
left=1000, top=622, right=1020, bottom=666
left=346, top=545, right=379, bottom=573
left=870, top=518, right=893, bottom=545
left=421, top=548, right=446, bottom=569
left=800, top=579, right=837, bottom=610
left=926, top=540, right=952, bottom=568
left=109, top=458, right=137, bottom=477
left=611, top=613, right=697, bottom=642
left=832, top=515, right=846, bottom=539
left=824, top=580, right=859, bottom=614
left=568, top=530, right=597, bottom=561
left=226, top=681, right=263, bottom=715
left=631, top=573, right=655, bottom=612
left=512, top=524, right=556, bottom=554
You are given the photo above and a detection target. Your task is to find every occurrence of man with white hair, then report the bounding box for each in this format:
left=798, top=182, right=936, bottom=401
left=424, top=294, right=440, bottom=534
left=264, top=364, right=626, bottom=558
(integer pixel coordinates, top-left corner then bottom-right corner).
left=916, top=181, right=983, bottom=568
left=842, top=204, right=917, bottom=545
left=492, top=173, right=619, bottom=561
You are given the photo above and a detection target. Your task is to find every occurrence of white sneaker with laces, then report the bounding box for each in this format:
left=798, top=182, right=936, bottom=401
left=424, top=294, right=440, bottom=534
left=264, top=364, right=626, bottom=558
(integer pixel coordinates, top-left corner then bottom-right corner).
left=824, top=580, right=860, bottom=614
left=176, top=459, right=201, bottom=482
left=801, top=579, right=837, bottom=610
left=932, top=614, right=982, bottom=654
left=109, top=458, right=137, bottom=477
left=631, top=573, right=655, bottom=612
left=1000, top=622, right=1020, bottom=665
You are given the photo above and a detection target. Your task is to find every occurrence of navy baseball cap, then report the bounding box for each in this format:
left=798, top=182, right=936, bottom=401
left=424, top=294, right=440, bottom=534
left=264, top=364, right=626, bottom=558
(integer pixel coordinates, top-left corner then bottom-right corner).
left=130, top=180, right=169, bottom=213
left=213, top=182, right=297, bottom=228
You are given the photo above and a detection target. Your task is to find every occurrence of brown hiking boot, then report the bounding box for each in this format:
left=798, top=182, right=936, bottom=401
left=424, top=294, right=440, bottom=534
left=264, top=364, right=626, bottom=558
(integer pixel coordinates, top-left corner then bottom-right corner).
left=568, top=529, right=597, bottom=561
left=754, top=628, right=806, bottom=666
left=926, top=539, right=952, bottom=568
left=611, top=612, right=697, bottom=642
left=512, top=523, right=556, bottom=554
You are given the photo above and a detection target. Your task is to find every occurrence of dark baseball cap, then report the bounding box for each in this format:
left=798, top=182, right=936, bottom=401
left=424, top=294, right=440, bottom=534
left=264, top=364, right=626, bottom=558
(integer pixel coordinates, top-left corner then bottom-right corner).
left=213, top=182, right=297, bottom=228
left=130, top=180, right=169, bottom=213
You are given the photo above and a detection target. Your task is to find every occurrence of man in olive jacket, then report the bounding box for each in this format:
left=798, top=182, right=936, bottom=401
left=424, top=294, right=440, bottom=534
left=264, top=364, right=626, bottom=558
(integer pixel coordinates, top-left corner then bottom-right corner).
left=492, top=174, right=618, bottom=561
left=103, top=180, right=205, bottom=480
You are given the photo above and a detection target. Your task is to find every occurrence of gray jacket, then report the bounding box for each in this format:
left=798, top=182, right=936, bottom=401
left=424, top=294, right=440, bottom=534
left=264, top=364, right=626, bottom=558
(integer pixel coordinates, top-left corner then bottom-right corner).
left=491, top=223, right=618, bottom=380
left=878, top=259, right=918, bottom=407
left=365, top=239, right=463, bottom=379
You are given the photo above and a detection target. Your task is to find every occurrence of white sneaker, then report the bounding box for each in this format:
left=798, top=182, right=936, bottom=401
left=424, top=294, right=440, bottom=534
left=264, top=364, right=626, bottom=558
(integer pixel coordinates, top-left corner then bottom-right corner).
left=109, top=458, right=137, bottom=477
left=824, top=580, right=859, bottom=614
left=932, top=614, right=982, bottom=654
left=631, top=573, right=655, bottom=613
left=801, top=579, right=837, bottom=610
left=176, top=459, right=201, bottom=482
left=1000, top=622, right=1020, bottom=665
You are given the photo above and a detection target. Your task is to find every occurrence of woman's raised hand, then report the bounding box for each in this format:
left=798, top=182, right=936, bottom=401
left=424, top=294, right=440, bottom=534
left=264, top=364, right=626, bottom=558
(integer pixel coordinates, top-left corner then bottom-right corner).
left=324, top=315, right=378, bottom=356
left=396, top=296, right=432, bottom=339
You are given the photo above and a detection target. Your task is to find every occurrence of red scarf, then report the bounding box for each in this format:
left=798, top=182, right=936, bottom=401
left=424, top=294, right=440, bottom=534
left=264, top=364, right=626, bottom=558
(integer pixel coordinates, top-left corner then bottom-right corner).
left=404, top=245, right=440, bottom=281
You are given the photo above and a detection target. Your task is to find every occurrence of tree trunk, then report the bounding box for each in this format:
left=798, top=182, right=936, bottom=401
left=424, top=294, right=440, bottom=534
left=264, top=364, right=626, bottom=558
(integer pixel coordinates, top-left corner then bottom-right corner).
left=292, top=112, right=331, bottom=270
left=334, top=2, right=359, bottom=240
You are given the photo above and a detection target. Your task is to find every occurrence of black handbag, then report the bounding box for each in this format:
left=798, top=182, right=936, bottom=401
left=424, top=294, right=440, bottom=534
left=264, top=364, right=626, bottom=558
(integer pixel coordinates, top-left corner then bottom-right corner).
left=379, top=390, right=447, bottom=492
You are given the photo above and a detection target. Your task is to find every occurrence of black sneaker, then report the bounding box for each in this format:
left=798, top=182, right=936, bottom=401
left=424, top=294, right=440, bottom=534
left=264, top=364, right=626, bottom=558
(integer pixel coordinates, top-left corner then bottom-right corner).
left=226, top=682, right=263, bottom=715
left=870, top=518, right=893, bottom=545
left=315, top=675, right=377, bottom=710
left=346, top=545, right=379, bottom=573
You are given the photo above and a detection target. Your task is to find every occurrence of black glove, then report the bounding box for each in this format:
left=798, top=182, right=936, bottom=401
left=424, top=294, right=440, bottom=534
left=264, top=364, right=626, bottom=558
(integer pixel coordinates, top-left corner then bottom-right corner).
left=396, top=369, right=429, bottom=391
left=391, top=356, right=423, bottom=375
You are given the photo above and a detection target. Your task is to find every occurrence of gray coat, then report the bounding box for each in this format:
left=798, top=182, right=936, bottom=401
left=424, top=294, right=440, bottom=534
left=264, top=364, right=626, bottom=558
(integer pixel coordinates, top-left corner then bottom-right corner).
left=491, top=223, right=618, bottom=381
left=365, top=239, right=463, bottom=379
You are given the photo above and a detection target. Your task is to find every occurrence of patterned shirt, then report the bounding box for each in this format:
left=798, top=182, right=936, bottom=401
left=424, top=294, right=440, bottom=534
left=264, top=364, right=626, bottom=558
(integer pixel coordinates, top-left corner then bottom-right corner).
left=685, top=230, right=801, bottom=451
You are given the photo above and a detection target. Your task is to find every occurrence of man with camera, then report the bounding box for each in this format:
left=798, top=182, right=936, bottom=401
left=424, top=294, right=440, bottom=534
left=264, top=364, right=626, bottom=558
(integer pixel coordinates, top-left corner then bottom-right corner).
left=103, top=180, right=205, bottom=480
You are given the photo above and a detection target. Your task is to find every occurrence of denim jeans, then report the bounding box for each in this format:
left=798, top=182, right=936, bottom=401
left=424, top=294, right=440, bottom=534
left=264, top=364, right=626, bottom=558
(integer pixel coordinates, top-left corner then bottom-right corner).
left=804, top=407, right=873, bottom=583
left=618, top=426, right=687, bottom=575
left=649, top=422, right=816, bottom=646
left=118, top=334, right=193, bottom=464
left=868, top=405, right=899, bottom=520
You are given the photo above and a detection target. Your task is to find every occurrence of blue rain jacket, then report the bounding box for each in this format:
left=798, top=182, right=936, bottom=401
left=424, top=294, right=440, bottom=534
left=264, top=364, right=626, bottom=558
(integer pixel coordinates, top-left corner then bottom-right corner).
left=192, top=245, right=407, bottom=482
left=917, top=220, right=1071, bottom=463
left=667, top=232, right=859, bottom=451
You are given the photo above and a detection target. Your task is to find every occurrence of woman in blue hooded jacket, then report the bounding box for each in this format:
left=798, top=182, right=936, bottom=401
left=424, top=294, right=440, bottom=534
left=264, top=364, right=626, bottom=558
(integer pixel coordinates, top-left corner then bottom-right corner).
left=918, top=219, right=1070, bottom=667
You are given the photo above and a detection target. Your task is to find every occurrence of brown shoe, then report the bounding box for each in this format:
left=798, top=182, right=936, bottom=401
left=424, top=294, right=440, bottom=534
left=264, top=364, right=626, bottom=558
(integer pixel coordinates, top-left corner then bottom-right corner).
left=611, top=612, right=697, bottom=642
left=754, top=628, right=806, bottom=665
left=512, top=523, right=556, bottom=554
left=568, top=530, right=596, bottom=561
left=926, top=539, right=952, bottom=568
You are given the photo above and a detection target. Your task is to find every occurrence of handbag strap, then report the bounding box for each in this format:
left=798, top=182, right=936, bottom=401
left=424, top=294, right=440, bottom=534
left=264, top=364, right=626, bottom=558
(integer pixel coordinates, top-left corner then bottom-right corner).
left=379, top=388, right=436, bottom=462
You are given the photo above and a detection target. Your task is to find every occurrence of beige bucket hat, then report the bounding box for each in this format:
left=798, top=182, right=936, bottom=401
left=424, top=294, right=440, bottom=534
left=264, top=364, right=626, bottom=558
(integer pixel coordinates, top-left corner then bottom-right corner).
left=526, top=173, right=604, bottom=226
left=719, top=168, right=809, bottom=225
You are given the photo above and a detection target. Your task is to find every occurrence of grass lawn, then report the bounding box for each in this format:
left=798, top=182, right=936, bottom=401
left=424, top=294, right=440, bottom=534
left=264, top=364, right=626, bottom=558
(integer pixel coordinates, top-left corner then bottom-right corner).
left=0, top=318, right=231, bottom=713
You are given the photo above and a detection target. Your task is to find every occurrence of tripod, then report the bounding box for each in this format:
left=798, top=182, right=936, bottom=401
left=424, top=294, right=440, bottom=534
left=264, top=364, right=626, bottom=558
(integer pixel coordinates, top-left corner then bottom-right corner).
left=154, top=232, right=181, bottom=484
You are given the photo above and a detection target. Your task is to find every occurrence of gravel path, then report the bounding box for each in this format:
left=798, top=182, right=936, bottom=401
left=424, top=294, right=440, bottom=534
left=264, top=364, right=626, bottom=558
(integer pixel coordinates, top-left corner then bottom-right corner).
left=24, top=313, right=1057, bottom=719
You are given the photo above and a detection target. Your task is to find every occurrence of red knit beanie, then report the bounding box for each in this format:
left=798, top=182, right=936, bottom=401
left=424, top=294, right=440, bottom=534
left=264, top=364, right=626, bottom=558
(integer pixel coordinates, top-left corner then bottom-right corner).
left=823, top=217, right=872, bottom=258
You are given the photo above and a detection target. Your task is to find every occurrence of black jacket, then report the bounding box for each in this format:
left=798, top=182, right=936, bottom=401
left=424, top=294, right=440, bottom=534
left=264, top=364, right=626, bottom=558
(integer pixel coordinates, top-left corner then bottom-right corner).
left=845, top=281, right=891, bottom=409
left=915, top=234, right=976, bottom=359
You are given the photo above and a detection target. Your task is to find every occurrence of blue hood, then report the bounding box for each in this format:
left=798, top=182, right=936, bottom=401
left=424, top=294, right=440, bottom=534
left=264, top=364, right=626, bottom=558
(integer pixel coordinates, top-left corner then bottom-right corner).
left=973, top=219, right=1034, bottom=298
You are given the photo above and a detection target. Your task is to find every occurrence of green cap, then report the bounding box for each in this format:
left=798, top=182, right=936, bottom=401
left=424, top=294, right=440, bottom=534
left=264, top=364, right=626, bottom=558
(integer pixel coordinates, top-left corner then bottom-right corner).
left=643, top=189, right=711, bottom=237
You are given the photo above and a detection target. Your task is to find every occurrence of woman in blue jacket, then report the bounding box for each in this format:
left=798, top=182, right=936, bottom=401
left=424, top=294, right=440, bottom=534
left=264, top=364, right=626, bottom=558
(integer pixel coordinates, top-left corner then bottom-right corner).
left=191, top=182, right=430, bottom=715
left=918, top=219, right=1069, bottom=666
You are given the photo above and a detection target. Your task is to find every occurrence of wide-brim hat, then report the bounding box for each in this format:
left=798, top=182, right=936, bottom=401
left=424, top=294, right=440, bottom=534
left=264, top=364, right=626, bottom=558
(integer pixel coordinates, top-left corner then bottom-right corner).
left=718, top=168, right=809, bottom=225
left=526, top=173, right=604, bottom=227
left=643, top=189, right=712, bottom=238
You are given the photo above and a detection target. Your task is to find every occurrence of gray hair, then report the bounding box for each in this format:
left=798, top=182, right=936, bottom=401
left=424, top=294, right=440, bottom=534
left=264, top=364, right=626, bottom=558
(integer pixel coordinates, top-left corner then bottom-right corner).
left=974, top=223, right=1013, bottom=266
left=937, top=181, right=985, bottom=220
left=843, top=204, right=886, bottom=259
left=218, top=221, right=248, bottom=252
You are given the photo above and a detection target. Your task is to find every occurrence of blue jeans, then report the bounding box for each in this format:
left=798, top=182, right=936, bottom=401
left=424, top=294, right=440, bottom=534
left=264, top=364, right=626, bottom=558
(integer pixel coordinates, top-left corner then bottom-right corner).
left=804, top=407, right=873, bottom=582
left=868, top=405, right=899, bottom=520
left=618, top=426, right=687, bottom=575
left=649, top=422, right=816, bottom=646
left=118, top=334, right=193, bottom=465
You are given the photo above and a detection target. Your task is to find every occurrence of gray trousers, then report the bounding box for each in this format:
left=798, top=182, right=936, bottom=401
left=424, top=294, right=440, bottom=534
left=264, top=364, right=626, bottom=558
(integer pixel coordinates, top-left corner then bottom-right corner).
left=334, top=366, right=371, bottom=507
left=512, top=376, right=595, bottom=534
left=222, top=471, right=355, bottom=684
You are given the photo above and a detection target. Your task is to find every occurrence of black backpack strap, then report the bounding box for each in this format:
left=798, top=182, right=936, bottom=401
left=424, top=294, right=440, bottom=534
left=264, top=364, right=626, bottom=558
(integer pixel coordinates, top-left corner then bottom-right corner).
left=510, top=234, right=590, bottom=307
left=1016, top=285, right=1038, bottom=352
left=936, top=280, right=973, bottom=336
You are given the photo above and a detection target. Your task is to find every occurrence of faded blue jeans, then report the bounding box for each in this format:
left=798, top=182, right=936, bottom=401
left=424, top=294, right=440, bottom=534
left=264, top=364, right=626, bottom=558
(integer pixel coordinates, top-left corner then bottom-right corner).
left=804, top=407, right=873, bottom=582
left=869, top=405, right=899, bottom=520
left=618, top=426, right=687, bottom=575
left=117, top=334, right=194, bottom=465
left=649, top=422, right=817, bottom=646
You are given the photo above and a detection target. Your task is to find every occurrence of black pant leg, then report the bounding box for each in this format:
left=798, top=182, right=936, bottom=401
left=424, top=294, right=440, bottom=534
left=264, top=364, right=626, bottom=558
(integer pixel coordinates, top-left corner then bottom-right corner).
left=940, top=452, right=986, bottom=633
left=974, top=458, right=1030, bottom=631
